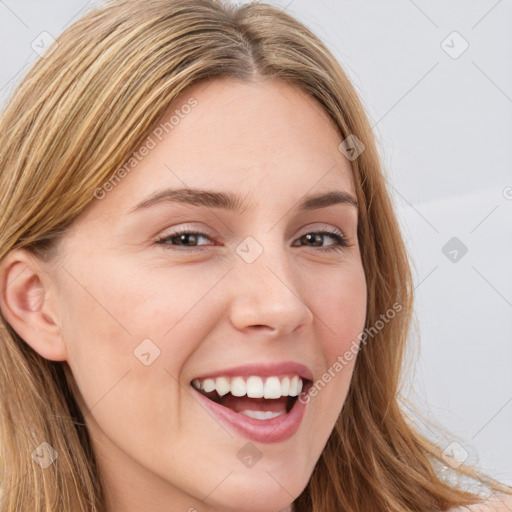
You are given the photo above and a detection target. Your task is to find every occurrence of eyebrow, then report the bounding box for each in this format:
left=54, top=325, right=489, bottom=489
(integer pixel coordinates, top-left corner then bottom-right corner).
left=129, top=187, right=359, bottom=214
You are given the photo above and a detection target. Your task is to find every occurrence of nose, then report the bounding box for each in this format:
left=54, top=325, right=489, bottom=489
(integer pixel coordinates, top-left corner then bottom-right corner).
left=227, top=241, right=314, bottom=338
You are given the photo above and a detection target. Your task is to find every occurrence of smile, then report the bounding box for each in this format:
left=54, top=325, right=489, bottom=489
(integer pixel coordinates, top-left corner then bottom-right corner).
left=189, top=362, right=313, bottom=443
left=192, top=374, right=305, bottom=419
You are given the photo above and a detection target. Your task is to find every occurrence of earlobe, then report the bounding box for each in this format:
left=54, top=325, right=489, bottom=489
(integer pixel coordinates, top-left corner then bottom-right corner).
left=0, top=250, right=67, bottom=361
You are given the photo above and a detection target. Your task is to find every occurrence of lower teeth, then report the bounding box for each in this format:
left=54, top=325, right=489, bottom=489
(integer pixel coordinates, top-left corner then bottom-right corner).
left=239, top=410, right=286, bottom=420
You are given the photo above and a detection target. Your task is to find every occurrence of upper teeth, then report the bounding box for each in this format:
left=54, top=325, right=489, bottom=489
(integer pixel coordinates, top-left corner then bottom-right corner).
left=191, top=375, right=303, bottom=399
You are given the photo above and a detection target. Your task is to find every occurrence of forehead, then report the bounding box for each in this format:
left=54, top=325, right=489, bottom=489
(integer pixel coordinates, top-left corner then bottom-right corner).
left=86, top=78, right=357, bottom=220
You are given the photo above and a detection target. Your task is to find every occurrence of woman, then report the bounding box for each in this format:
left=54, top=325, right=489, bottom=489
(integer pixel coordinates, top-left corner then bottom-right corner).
left=0, top=1, right=510, bottom=511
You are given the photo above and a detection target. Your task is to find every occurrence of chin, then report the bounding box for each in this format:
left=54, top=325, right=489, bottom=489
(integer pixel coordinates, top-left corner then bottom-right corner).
left=203, top=466, right=308, bottom=512
left=205, top=487, right=295, bottom=512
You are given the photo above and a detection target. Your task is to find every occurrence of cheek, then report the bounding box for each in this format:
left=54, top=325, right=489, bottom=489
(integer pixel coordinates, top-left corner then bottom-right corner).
left=308, top=260, right=367, bottom=360
left=303, top=260, right=367, bottom=418
left=57, top=265, right=200, bottom=466
left=58, top=260, right=225, bottom=408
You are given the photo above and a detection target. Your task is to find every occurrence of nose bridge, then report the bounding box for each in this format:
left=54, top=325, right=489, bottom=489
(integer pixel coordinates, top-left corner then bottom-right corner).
left=228, top=234, right=313, bottom=335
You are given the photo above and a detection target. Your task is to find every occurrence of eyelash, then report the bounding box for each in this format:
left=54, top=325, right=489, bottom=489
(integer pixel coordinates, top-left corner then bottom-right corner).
left=155, top=228, right=349, bottom=253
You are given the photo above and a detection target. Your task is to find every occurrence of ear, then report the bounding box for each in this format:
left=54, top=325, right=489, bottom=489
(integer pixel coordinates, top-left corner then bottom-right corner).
left=0, top=249, right=67, bottom=361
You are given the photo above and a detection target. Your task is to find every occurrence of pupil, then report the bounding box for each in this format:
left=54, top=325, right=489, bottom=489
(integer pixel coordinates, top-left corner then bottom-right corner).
left=305, top=233, right=322, bottom=246
left=180, top=234, right=197, bottom=245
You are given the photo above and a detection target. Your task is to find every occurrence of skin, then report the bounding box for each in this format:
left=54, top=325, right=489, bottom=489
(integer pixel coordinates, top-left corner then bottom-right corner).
left=0, top=77, right=368, bottom=512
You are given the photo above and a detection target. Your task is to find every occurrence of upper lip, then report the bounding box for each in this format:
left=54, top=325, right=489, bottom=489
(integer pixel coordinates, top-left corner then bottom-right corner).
left=190, top=361, right=314, bottom=382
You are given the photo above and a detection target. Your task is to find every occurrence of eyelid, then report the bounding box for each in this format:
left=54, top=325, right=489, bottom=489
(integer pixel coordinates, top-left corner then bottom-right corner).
left=295, top=223, right=350, bottom=242
left=156, top=223, right=217, bottom=240
left=296, top=223, right=344, bottom=236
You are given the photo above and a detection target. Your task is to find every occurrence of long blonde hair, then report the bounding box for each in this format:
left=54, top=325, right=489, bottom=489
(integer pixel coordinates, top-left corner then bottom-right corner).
left=0, top=1, right=509, bottom=511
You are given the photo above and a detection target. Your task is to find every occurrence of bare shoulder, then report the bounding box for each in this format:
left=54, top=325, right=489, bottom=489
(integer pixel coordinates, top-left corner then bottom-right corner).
left=447, top=493, right=512, bottom=512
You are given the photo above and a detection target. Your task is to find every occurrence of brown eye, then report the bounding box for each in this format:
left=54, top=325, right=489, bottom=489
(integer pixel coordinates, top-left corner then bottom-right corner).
left=156, top=230, right=213, bottom=248
left=294, top=230, right=348, bottom=252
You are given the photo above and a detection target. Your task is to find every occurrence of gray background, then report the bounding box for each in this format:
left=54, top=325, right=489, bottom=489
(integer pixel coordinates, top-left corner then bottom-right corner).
left=1, top=0, right=511, bottom=486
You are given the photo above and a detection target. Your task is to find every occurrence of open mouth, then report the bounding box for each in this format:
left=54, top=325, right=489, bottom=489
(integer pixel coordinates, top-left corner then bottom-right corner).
left=190, top=375, right=311, bottom=420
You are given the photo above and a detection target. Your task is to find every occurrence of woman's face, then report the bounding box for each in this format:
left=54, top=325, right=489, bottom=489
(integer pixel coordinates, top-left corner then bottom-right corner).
left=46, top=78, right=367, bottom=512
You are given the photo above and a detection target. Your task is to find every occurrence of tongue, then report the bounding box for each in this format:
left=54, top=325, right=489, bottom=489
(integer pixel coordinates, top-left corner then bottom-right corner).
left=221, top=394, right=289, bottom=414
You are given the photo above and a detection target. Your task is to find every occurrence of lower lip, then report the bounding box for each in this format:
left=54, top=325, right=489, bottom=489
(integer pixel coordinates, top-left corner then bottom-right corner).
left=191, top=387, right=309, bottom=444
